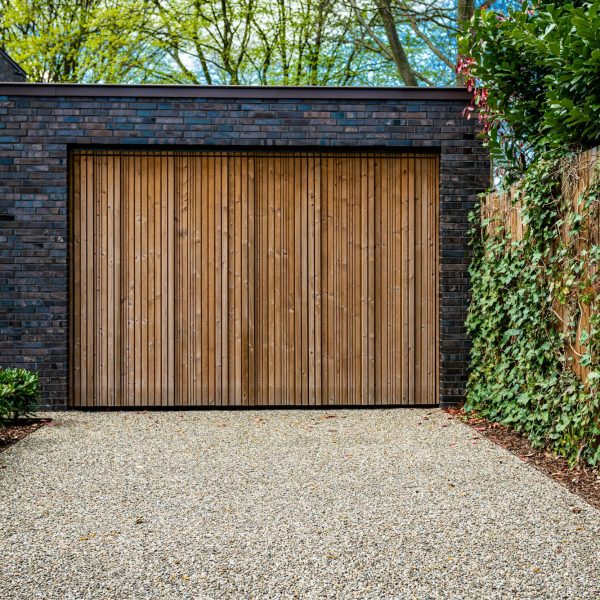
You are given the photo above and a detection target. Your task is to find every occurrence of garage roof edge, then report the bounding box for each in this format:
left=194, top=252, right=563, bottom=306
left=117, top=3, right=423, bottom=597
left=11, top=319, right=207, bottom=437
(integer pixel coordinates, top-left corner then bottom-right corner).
left=0, top=83, right=470, bottom=101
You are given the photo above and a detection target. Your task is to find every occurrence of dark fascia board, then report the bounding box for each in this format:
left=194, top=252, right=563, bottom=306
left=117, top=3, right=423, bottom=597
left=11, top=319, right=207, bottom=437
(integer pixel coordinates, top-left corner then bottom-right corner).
left=0, top=83, right=470, bottom=101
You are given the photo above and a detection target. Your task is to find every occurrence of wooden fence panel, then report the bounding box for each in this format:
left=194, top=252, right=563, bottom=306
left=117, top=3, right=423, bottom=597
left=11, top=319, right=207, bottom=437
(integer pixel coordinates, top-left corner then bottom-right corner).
left=70, top=151, right=439, bottom=407
left=481, top=147, right=599, bottom=385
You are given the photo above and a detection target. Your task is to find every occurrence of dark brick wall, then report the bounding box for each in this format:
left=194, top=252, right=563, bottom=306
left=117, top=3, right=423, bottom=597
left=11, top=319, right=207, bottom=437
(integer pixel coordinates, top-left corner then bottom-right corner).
left=0, top=92, right=489, bottom=408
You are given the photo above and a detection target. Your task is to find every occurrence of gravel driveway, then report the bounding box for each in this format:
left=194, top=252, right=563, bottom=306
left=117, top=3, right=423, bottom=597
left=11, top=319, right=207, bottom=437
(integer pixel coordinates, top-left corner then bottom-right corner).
left=1, top=409, right=598, bottom=599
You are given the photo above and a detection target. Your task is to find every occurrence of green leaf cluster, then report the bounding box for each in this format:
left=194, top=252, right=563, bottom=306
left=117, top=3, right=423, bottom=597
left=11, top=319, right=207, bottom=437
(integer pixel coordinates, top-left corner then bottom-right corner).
left=467, top=155, right=600, bottom=466
left=0, top=0, right=171, bottom=83
left=460, top=1, right=600, bottom=173
left=0, top=368, right=39, bottom=423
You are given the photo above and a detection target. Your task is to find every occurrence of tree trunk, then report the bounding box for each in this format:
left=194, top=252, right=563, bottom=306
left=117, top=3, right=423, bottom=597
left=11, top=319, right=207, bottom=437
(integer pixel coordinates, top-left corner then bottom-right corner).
left=458, top=0, right=475, bottom=24
left=456, top=0, right=475, bottom=85
left=375, top=0, right=418, bottom=86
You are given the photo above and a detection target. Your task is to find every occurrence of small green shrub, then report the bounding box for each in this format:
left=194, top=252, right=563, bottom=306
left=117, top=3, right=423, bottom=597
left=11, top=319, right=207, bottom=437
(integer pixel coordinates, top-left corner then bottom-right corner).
left=0, top=368, right=39, bottom=423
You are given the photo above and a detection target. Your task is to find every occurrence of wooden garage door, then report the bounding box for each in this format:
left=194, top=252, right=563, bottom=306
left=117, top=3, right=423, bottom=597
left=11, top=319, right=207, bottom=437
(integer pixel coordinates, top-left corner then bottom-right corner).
left=70, top=151, right=438, bottom=407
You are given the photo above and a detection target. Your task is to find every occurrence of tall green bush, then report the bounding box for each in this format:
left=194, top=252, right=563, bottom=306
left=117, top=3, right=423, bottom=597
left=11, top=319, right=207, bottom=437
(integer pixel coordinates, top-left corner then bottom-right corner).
left=0, top=368, right=39, bottom=423
left=459, top=1, right=600, bottom=176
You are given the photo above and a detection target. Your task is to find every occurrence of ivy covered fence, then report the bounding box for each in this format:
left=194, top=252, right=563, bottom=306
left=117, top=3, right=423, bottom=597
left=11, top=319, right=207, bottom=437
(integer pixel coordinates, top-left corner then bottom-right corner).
left=468, top=150, right=600, bottom=466
left=460, top=1, right=600, bottom=466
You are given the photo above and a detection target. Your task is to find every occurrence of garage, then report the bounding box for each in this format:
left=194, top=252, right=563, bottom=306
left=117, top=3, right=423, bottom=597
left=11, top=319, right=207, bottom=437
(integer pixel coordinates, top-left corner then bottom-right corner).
left=70, top=150, right=438, bottom=407
left=0, top=84, right=488, bottom=408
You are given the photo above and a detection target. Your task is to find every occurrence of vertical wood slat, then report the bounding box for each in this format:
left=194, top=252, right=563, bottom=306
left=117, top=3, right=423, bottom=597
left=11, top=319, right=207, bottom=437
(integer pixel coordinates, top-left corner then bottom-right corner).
left=85, top=154, right=94, bottom=406
left=207, top=154, right=217, bottom=406
left=247, top=156, right=256, bottom=406
left=71, top=151, right=439, bottom=407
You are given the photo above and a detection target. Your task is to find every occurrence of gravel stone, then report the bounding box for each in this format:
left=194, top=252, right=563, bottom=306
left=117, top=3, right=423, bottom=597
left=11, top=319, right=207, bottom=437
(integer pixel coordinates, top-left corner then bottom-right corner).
left=0, top=409, right=598, bottom=599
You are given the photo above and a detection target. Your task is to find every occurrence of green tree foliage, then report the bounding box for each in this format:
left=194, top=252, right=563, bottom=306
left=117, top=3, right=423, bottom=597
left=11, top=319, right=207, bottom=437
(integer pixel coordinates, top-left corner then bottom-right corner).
left=0, top=0, right=493, bottom=85
left=147, top=0, right=369, bottom=85
left=459, top=1, right=600, bottom=174
left=350, top=0, right=469, bottom=86
left=0, top=0, right=168, bottom=82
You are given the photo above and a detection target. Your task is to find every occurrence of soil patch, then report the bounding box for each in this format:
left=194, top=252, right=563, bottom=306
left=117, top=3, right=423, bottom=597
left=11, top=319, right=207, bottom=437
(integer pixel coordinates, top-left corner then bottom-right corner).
left=0, top=419, right=48, bottom=453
